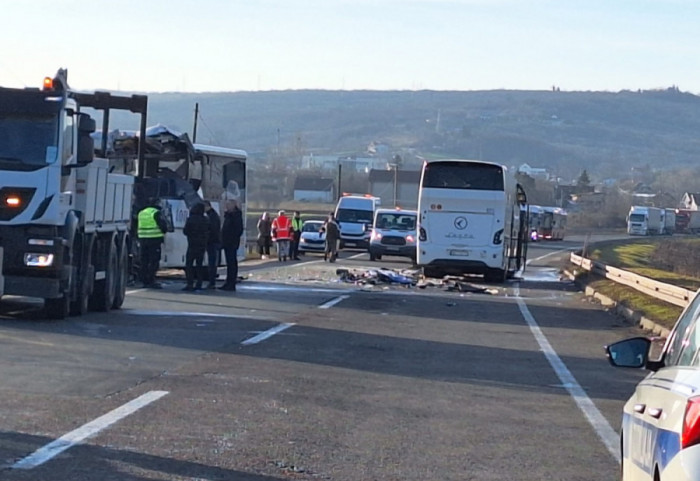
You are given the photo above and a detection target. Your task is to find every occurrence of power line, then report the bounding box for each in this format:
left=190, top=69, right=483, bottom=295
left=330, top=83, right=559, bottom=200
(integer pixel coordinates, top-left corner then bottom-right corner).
left=195, top=111, right=222, bottom=145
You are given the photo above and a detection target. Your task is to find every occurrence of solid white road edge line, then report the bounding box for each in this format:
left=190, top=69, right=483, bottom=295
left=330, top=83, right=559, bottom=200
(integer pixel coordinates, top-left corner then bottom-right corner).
left=12, top=390, right=169, bottom=470
left=514, top=285, right=620, bottom=463
left=318, top=295, right=350, bottom=309
left=241, top=322, right=295, bottom=345
left=526, top=248, right=571, bottom=265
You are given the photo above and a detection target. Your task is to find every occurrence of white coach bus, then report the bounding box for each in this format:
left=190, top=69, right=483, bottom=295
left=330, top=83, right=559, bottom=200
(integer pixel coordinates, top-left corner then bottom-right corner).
left=416, top=159, right=528, bottom=282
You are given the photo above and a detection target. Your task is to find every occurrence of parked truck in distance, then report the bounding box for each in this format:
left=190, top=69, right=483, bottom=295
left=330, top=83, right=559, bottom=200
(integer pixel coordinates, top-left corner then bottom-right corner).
left=662, top=208, right=676, bottom=235
left=675, top=209, right=700, bottom=234
left=627, top=206, right=663, bottom=236
left=0, top=69, right=147, bottom=319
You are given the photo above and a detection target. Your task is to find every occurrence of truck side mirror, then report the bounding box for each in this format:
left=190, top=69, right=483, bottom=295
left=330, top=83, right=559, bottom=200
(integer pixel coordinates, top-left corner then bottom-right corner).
left=77, top=114, right=95, bottom=165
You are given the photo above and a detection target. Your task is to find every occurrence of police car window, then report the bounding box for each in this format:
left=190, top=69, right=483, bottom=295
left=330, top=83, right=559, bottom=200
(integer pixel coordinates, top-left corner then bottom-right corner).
left=303, top=222, right=321, bottom=233
left=678, top=322, right=700, bottom=366
left=665, top=294, right=700, bottom=366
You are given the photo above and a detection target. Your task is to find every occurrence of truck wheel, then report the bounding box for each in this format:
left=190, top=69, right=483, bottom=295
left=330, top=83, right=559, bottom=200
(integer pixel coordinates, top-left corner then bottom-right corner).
left=45, top=295, right=70, bottom=320
left=70, top=238, right=93, bottom=316
left=70, top=270, right=91, bottom=316
left=112, top=237, right=128, bottom=309
left=90, top=243, right=117, bottom=311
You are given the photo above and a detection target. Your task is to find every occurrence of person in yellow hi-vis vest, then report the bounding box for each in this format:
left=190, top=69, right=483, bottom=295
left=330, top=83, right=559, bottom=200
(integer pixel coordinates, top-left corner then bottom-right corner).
left=136, top=198, right=169, bottom=289
left=290, top=210, right=303, bottom=260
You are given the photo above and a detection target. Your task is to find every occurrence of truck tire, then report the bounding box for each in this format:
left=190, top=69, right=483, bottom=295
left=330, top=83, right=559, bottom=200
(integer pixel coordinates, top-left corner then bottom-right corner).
left=46, top=244, right=73, bottom=319
left=112, top=236, right=128, bottom=309
left=45, top=295, right=70, bottom=320
left=70, top=269, right=91, bottom=316
left=90, top=241, right=117, bottom=312
left=70, top=235, right=93, bottom=316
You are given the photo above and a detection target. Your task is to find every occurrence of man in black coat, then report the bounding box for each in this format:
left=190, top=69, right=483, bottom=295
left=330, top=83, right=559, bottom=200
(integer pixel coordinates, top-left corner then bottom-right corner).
left=220, top=200, right=244, bottom=291
left=183, top=202, right=209, bottom=291
left=204, top=201, right=222, bottom=289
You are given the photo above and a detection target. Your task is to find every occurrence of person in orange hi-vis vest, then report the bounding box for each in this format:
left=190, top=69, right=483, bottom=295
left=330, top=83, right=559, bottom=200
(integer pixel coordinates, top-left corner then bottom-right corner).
left=271, top=210, right=293, bottom=262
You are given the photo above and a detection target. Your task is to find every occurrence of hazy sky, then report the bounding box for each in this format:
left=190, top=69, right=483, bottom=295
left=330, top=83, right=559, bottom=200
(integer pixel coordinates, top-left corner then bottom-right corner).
left=1, top=0, right=698, bottom=93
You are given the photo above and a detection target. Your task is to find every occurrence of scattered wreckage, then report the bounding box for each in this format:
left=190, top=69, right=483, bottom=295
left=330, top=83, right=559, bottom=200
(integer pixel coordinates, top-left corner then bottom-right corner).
left=335, top=267, right=499, bottom=294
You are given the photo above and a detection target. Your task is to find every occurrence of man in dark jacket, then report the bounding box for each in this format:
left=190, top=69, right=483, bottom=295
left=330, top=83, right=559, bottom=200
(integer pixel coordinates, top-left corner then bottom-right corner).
left=321, top=212, right=340, bottom=263
left=204, top=201, right=222, bottom=289
left=183, top=202, right=209, bottom=291
left=220, top=200, right=244, bottom=291
left=290, top=210, right=303, bottom=260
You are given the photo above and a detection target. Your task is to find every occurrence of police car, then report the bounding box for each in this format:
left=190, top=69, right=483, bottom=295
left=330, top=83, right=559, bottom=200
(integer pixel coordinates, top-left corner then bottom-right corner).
left=606, top=289, right=700, bottom=480
left=298, top=220, right=326, bottom=254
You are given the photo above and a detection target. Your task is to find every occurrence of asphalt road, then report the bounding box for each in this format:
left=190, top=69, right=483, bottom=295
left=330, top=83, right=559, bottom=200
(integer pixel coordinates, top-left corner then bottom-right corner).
left=0, top=234, right=647, bottom=480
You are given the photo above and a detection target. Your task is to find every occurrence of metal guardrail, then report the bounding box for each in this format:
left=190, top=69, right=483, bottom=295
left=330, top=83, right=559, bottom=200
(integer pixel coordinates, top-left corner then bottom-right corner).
left=569, top=252, right=696, bottom=308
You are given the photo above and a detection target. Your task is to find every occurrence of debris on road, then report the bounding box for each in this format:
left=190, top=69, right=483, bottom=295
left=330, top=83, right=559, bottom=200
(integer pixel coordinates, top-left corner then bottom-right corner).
left=335, top=268, right=499, bottom=294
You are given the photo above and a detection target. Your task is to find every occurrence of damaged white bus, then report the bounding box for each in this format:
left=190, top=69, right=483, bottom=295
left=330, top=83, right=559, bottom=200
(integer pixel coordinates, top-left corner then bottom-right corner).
left=416, top=159, right=528, bottom=283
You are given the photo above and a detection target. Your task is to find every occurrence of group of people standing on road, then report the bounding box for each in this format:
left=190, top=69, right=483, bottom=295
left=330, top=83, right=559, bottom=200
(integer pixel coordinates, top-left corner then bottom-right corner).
left=136, top=198, right=244, bottom=292
left=256, top=210, right=340, bottom=263
left=137, top=201, right=341, bottom=293
left=181, top=200, right=244, bottom=291
left=256, top=209, right=303, bottom=261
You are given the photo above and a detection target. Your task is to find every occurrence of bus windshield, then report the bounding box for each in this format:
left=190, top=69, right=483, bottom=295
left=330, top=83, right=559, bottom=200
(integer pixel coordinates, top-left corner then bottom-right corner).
left=422, top=162, right=504, bottom=190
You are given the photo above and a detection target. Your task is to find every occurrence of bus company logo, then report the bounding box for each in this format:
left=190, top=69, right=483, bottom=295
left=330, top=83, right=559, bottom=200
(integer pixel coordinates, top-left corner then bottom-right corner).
left=454, top=216, right=468, bottom=230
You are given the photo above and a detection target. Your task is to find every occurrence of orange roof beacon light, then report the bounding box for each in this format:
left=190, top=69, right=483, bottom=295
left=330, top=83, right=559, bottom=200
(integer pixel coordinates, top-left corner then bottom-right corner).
left=43, top=77, right=54, bottom=91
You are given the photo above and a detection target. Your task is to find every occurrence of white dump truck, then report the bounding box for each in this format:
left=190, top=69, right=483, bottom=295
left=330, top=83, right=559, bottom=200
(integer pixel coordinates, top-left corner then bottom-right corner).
left=0, top=69, right=148, bottom=318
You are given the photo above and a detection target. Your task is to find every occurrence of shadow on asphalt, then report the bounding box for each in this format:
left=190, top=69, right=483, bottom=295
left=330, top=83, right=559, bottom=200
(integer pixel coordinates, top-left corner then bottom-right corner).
left=0, top=431, right=287, bottom=480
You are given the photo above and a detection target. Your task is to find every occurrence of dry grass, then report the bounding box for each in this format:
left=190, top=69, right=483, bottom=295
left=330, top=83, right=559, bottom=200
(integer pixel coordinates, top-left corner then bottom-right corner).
left=584, top=238, right=700, bottom=329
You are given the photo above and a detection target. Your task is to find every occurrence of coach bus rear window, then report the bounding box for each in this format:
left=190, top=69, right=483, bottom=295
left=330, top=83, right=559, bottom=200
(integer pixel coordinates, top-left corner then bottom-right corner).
left=422, top=162, right=504, bottom=190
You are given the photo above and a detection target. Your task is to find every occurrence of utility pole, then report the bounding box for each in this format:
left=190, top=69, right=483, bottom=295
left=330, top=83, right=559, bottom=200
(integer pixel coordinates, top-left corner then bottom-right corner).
left=337, top=164, right=342, bottom=201
left=391, top=163, right=398, bottom=207
left=192, top=103, right=199, bottom=143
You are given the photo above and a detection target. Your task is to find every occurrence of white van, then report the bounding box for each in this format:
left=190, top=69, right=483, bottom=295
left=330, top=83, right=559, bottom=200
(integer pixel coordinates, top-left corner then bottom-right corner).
left=334, top=194, right=381, bottom=249
left=369, top=208, right=417, bottom=261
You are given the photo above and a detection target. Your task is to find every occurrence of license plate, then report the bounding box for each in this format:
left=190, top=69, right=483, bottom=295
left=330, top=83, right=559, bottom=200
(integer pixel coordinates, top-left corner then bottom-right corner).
left=449, top=249, right=470, bottom=256
left=386, top=246, right=399, bottom=251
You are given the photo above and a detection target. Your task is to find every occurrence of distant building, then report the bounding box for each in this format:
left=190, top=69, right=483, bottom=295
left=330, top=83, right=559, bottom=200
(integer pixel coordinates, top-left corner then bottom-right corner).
left=301, top=153, right=387, bottom=173
left=293, top=176, right=335, bottom=203
left=339, top=156, right=387, bottom=173
left=367, top=141, right=390, bottom=157
left=680, top=192, right=700, bottom=210
left=518, top=163, right=549, bottom=180
left=301, top=154, right=340, bottom=172
left=368, top=169, right=421, bottom=208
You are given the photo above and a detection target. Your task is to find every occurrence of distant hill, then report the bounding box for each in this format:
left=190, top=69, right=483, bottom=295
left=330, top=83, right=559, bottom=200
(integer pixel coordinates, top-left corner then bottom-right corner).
left=112, top=87, right=700, bottom=182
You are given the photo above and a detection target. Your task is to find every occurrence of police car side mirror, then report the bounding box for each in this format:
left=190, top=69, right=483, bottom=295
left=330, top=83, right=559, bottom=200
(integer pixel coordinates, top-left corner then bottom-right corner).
left=605, top=337, right=651, bottom=369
